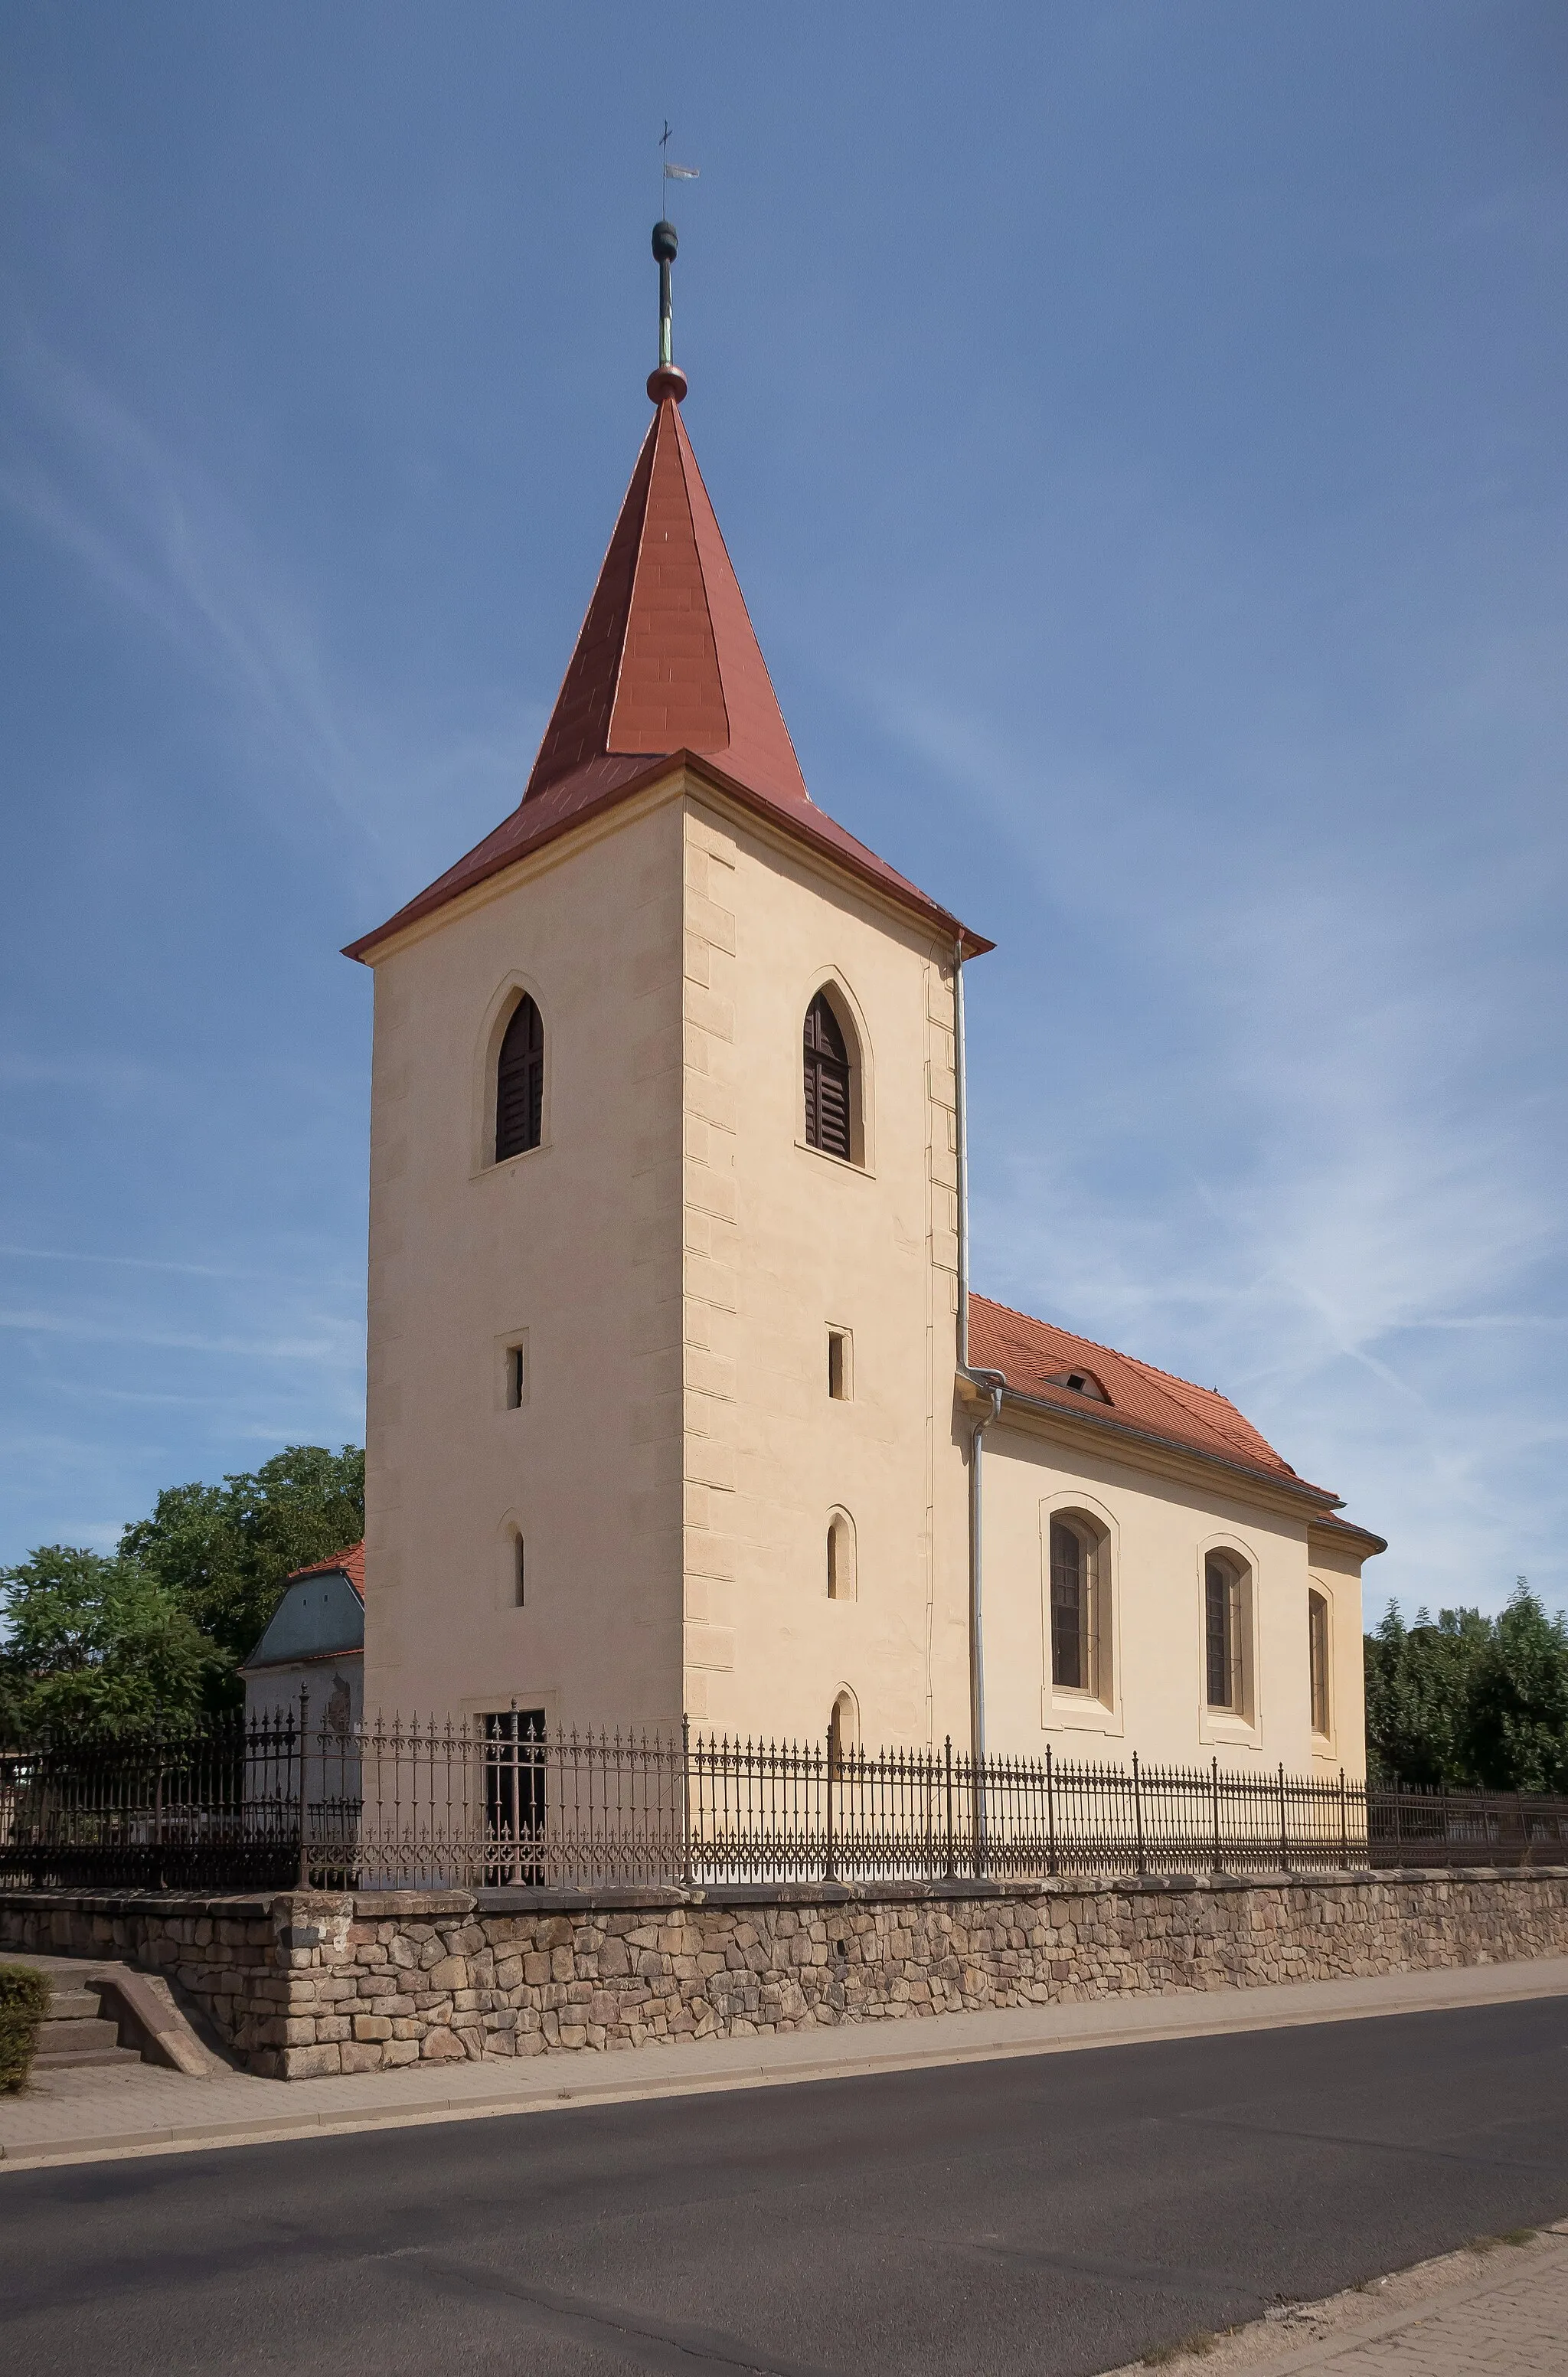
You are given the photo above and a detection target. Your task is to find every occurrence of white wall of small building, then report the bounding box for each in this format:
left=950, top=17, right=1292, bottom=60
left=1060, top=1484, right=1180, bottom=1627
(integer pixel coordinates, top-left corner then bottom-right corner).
left=243, top=1656, right=364, bottom=1733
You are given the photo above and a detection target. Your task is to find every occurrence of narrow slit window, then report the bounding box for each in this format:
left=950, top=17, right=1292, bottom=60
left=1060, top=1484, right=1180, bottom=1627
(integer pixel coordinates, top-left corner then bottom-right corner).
left=828, top=1329, right=849, bottom=1400
left=828, top=1690, right=857, bottom=1775
left=495, top=995, right=544, bottom=1163
left=826, top=1510, right=855, bottom=1601
left=505, top=1344, right=527, bottom=1409
left=513, top=1536, right=527, bottom=1608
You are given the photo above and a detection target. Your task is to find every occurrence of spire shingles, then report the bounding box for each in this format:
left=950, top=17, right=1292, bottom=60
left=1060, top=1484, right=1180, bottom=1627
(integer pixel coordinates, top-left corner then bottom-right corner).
left=345, top=392, right=985, bottom=962
left=528, top=397, right=806, bottom=808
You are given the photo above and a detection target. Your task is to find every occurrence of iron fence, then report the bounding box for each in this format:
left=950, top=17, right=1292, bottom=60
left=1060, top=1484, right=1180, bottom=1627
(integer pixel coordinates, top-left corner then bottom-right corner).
left=1365, top=1780, right=1568, bottom=1869
left=2, top=1703, right=1566, bottom=1894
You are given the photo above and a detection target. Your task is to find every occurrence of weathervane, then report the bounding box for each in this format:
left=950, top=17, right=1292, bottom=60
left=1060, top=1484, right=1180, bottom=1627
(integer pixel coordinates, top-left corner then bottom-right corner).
left=649, top=123, right=698, bottom=404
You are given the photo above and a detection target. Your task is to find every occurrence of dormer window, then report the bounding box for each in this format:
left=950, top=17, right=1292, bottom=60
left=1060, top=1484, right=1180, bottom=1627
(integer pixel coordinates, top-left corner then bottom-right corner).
left=1046, top=1366, right=1109, bottom=1403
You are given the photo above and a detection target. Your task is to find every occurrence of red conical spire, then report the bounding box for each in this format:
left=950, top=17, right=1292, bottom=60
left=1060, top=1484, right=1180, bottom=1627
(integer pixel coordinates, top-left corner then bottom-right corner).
left=525, top=394, right=809, bottom=812
left=344, top=253, right=990, bottom=967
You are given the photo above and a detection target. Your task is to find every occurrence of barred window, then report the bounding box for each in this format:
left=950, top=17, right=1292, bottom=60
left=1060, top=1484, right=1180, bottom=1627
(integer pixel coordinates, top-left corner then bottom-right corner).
left=803, top=992, right=852, bottom=1161
left=480, top=1706, right=546, bottom=1886
left=495, top=995, right=544, bottom=1162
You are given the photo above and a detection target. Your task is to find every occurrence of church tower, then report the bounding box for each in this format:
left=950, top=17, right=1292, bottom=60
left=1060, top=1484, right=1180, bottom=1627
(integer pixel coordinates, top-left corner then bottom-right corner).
left=348, top=223, right=988, bottom=1742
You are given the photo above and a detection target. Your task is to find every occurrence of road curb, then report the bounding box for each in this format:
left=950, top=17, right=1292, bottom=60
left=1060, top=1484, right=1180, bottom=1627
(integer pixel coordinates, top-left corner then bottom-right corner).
left=5, top=1960, right=1568, bottom=2173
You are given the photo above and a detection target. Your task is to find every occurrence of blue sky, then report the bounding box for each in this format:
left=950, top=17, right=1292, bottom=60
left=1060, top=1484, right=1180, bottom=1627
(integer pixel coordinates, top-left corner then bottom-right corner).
left=2, top=2, right=1564, bottom=1620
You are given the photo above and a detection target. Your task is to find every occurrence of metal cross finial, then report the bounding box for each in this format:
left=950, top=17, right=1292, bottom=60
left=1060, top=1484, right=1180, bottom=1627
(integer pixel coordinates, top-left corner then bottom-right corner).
left=649, top=125, right=698, bottom=401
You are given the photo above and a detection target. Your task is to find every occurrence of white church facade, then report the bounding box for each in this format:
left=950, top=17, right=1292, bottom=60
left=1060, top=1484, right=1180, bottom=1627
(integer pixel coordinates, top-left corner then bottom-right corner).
left=346, top=266, right=1382, bottom=1782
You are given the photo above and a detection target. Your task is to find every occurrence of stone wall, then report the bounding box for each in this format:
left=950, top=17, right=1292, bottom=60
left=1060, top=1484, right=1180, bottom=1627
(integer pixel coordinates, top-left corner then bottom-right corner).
left=0, top=1889, right=283, bottom=2057
left=4, top=1869, right=1566, bottom=2080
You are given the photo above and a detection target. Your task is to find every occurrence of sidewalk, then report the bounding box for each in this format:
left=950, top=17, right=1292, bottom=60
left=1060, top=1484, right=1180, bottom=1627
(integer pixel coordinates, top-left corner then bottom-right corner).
left=1102, top=2222, right=1568, bottom=2376
left=4, top=1952, right=1566, bottom=2173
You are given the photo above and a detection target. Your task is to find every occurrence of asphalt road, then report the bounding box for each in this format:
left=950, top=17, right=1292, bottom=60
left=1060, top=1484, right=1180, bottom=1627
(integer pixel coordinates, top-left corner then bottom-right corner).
left=5, top=1996, right=1567, bottom=2377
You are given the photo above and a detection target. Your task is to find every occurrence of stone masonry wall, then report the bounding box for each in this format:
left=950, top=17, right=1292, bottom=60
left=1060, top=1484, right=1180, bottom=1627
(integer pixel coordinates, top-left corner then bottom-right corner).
left=0, top=1890, right=282, bottom=2055
left=4, top=1869, right=1566, bottom=2079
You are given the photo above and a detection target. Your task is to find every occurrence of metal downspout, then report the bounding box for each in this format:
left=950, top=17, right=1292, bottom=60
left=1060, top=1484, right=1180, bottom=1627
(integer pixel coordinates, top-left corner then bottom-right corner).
left=952, top=939, right=1004, bottom=1862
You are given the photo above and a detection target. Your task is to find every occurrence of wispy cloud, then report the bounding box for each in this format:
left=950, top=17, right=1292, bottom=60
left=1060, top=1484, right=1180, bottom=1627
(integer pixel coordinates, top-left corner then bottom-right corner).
left=866, top=656, right=1568, bottom=1613
left=0, top=1242, right=359, bottom=1290
left=0, top=323, right=542, bottom=895
left=2, top=330, right=380, bottom=835
left=0, top=1306, right=358, bottom=1365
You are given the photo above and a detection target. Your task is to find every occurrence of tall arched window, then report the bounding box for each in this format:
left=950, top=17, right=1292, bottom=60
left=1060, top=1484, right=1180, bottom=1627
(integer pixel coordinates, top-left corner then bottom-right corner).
left=495, top=996, right=544, bottom=1162
left=1205, top=1554, right=1249, bottom=1715
left=1308, top=1588, right=1330, bottom=1735
left=803, top=992, right=852, bottom=1160
left=1049, top=1517, right=1097, bottom=1694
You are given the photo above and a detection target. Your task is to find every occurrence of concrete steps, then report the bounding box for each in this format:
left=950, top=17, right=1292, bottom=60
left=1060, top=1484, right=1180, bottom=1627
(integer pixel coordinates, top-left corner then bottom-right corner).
left=32, top=1977, right=142, bottom=2071
left=6, top=1955, right=217, bottom=2076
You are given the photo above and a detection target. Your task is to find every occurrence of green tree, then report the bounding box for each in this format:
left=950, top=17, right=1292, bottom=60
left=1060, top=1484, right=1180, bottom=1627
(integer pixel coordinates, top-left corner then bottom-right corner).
left=120, top=1444, right=364, bottom=1669
left=1363, top=1600, right=1492, bottom=1787
left=0, top=1546, right=225, bottom=1734
left=1464, top=1582, right=1568, bottom=1794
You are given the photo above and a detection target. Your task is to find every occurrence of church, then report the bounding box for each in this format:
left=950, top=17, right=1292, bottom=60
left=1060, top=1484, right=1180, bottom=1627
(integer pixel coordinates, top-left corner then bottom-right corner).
left=345, top=224, right=1383, bottom=1781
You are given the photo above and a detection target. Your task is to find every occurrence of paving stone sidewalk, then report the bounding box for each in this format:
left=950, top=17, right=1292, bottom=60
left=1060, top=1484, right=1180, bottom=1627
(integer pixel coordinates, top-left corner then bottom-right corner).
left=3, top=1954, right=1568, bottom=2171
left=1309, top=2243, right=1568, bottom=2377
left=1124, top=2225, right=1568, bottom=2377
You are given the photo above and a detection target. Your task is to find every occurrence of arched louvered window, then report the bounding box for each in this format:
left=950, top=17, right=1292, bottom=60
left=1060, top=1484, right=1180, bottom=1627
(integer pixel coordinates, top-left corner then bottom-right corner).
left=495, top=995, right=544, bottom=1163
left=803, top=992, right=852, bottom=1161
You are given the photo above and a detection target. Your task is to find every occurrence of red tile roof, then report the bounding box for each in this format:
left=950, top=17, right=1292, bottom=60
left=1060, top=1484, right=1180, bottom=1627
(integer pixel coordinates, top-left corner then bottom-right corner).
left=968, top=1295, right=1341, bottom=1506
left=285, top=1541, right=365, bottom=1601
left=345, top=392, right=989, bottom=964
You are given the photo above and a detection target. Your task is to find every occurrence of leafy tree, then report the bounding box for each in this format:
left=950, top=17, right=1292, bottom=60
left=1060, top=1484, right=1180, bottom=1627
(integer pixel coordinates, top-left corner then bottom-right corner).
left=1364, top=1601, right=1491, bottom=1788
left=120, top=1444, right=364, bottom=1669
left=0, top=1546, right=225, bottom=1734
left=1465, top=1584, right=1568, bottom=1794
left=0, top=1445, right=364, bottom=1735
left=1365, top=1582, right=1568, bottom=1793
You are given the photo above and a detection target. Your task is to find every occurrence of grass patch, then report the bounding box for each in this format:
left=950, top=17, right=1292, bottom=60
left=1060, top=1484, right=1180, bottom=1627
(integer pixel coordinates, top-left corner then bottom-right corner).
left=1501, top=2229, right=1537, bottom=2247
left=1467, top=2236, right=1501, bottom=2255
left=1141, top=2339, right=1216, bottom=2368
